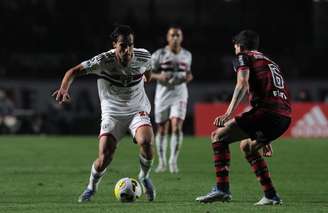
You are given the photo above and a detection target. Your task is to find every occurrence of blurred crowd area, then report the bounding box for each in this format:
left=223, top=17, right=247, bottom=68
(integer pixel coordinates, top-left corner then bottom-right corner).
left=1, top=0, right=328, bottom=135
left=0, top=86, right=99, bottom=135
left=1, top=0, right=328, bottom=81
left=2, top=83, right=328, bottom=135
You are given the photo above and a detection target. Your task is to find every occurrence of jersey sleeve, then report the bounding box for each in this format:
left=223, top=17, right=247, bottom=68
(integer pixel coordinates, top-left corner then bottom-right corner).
left=138, top=49, right=152, bottom=72
left=81, top=53, right=107, bottom=75
left=151, top=49, right=162, bottom=72
left=186, top=51, right=192, bottom=72
left=232, top=53, right=251, bottom=72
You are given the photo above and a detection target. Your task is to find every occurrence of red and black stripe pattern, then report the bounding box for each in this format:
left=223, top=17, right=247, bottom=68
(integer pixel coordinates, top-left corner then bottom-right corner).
left=246, top=153, right=276, bottom=198
left=212, top=142, right=230, bottom=193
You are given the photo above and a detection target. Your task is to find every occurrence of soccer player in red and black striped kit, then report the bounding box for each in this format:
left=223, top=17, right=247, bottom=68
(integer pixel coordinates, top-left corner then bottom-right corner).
left=196, top=30, right=291, bottom=205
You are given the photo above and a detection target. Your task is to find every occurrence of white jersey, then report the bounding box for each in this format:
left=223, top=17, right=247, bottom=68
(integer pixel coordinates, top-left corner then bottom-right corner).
left=81, top=48, right=152, bottom=117
left=151, top=47, right=192, bottom=110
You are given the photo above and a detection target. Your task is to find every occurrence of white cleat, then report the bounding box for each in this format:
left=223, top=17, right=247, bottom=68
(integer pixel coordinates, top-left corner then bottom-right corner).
left=169, top=163, right=179, bottom=173
left=254, top=196, right=282, bottom=206
left=195, top=186, right=232, bottom=203
left=78, top=188, right=95, bottom=203
left=155, top=165, right=167, bottom=173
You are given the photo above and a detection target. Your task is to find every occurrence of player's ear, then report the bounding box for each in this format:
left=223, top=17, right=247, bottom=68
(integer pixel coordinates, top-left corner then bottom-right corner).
left=112, top=41, right=117, bottom=48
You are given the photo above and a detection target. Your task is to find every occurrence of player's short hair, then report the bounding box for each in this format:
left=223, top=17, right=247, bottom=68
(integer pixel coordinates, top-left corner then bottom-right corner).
left=168, top=24, right=182, bottom=31
left=233, top=30, right=259, bottom=50
left=111, top=25, right=134, bottom=42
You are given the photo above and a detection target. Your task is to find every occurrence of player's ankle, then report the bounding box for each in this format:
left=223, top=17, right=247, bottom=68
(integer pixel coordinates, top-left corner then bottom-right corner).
left=264, top=189, right=277, bottom=199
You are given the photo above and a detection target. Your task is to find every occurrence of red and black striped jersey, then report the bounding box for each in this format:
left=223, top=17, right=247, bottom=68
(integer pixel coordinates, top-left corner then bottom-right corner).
left=232, top=51, right=291, bottom=117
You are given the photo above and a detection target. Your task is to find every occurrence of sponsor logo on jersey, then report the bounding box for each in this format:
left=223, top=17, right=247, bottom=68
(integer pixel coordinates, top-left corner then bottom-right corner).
left=238, top=55, right=245, bottom=66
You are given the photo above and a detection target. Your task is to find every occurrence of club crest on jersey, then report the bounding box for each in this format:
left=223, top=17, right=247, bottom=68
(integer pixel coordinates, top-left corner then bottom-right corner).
left=238, top=55, right=245, bottom=66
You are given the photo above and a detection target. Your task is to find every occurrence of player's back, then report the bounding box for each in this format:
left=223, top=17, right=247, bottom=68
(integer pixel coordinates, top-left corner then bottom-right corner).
left=234, top=51, right=291, bottom=117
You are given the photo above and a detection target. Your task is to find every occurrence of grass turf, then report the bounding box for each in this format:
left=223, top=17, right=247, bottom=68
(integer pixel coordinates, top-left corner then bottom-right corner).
left=0, top=136, right=327, bottom=213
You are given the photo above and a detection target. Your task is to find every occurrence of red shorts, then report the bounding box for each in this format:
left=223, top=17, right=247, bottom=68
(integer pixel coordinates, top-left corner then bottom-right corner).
left=235, top=108, right=291, bottom=144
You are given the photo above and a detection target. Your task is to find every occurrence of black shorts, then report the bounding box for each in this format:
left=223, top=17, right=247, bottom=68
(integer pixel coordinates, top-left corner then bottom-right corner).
left=235, top=108, right=291, bottom=144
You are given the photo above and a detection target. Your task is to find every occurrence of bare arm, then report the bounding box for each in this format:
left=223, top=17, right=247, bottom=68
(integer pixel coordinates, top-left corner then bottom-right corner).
left=226, top=69, right=249, bottom=115
left=143, top=70, right=152, bottom=83
left=150, top=71, right=172, bottom=82
left=52, top=64, right=87, bottom=104
left=214, top=69, right=249, bottom=127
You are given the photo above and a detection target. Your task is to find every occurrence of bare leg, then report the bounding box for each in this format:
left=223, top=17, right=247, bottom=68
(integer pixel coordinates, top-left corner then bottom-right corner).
left=78, top=135, right=118, bottom=203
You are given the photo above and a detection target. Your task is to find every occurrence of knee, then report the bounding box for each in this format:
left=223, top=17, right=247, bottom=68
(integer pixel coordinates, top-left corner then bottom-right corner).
left=240, top=140, right=255, bottom=155
left=239, top=141, right=249, bottom=153
left=138, top=137, right=153, bottom=149
left=211, top=129, right=223, bottom=143
left=171, top=125, right=182, bottom=135
left=157, top=124, right=167, bottom=135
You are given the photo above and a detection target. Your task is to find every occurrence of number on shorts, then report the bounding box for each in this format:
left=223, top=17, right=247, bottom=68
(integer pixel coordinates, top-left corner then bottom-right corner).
left=268, top=63, right=284, bottom=89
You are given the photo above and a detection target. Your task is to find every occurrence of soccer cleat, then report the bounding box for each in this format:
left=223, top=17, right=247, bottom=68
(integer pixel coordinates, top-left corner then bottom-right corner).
left=155, top=164, right=167, bottom=173
left=169, top=163, right=179, bottom=173
left=254, top=195, right=282, bottom=206
left=195, top=186, right=232, bottom=203
left=139, top=177, right=156, bottom=201
left=78, top=188, right=95, bottom=203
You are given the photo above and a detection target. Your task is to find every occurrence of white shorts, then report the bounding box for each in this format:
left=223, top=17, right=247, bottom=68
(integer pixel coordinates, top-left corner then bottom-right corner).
left=155, top=101, right=187, bottom=124
left=99, top=112, right=152, bottom=141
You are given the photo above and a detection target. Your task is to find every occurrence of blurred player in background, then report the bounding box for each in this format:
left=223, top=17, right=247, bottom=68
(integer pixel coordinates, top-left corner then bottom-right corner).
left=151, top=26, right=193, bottom=173
left=53, top=25, right=156, bottom=202
left=196, top=30, right=291, bottom=205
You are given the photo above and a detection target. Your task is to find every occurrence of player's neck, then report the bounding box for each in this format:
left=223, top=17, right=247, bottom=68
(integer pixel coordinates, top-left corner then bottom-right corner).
left=115, top=53, right=131, bottom=67
left=168, top=45, right=181, bottom=54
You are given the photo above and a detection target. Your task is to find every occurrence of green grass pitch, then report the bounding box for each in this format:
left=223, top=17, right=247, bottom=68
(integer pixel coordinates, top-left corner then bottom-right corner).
left=0, top=136, right=328, bottom=213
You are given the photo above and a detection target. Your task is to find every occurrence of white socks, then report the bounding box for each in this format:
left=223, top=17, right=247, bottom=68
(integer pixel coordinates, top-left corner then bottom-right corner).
left=169, top=132, right=183, bottom=172
left=155, top=132, right=183, bottom=173
left=155, top=133, right=168, bottom=170
left=87, top=163, right=107, bottom=191
left=138, top=154, right=153, bottom=179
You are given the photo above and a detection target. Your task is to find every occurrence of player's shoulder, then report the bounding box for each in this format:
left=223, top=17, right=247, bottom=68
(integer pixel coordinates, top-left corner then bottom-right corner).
left=134, top=48, right=151, bottom=63
left=236, top=52, right=251, bottom=63
left=152, top=48, right=165, bottom=56
left=93, top=49, right=115, bottom=60
left=134, top=48, right=151, bottom=58
left=181, top=48, right=192, bottom=59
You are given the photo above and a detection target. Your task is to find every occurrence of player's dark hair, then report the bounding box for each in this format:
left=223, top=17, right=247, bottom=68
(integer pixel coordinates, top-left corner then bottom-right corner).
left=111, top=25, right=134, bottom=42
left=168, top=24, right=182, bottom=31
left=233, top=30, right=259, bottom=50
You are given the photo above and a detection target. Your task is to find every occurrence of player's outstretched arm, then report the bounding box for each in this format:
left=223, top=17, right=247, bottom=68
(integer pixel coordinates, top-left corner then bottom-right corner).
left=214, top=69, right=249, bottom=127
left=150, top=71, right=172, bottom=82
left=143, top=70, right=152, bottom=83
left=52, top=64, right=86, bottom=104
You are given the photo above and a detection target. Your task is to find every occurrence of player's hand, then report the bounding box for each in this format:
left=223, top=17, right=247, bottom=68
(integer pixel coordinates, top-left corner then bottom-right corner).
left=213, top=113, right=232, bottom=127
left=52, top=88, right=71, bottom=104
left=262, top=144, right=273, bottom=157
left=158, top=72, right=172, bottom=82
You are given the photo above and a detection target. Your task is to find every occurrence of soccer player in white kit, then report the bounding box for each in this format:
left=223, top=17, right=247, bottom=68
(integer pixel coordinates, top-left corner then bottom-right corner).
left=53, top=25, right=156, bottom=202
left=151, top=27, right=193, bottom=173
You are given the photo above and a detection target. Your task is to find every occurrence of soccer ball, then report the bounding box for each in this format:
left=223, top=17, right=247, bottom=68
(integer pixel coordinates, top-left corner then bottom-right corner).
left=114, top=177, right=142, bottom=202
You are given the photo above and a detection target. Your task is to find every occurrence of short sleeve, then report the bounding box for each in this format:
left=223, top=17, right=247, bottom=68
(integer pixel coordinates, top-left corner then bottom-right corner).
left=151, top=49, right=162, bottom=72
left=81, top=53, right=107, bottom=75
left=232, top=53, right=250, bottom=72
left=186, top=51, right=192, bottom=72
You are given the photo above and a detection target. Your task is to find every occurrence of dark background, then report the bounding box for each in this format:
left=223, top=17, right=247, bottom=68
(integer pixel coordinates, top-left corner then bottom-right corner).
left=1, top=0, right=327, bottom=81
left=0, top=0, right=327, bottom=135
